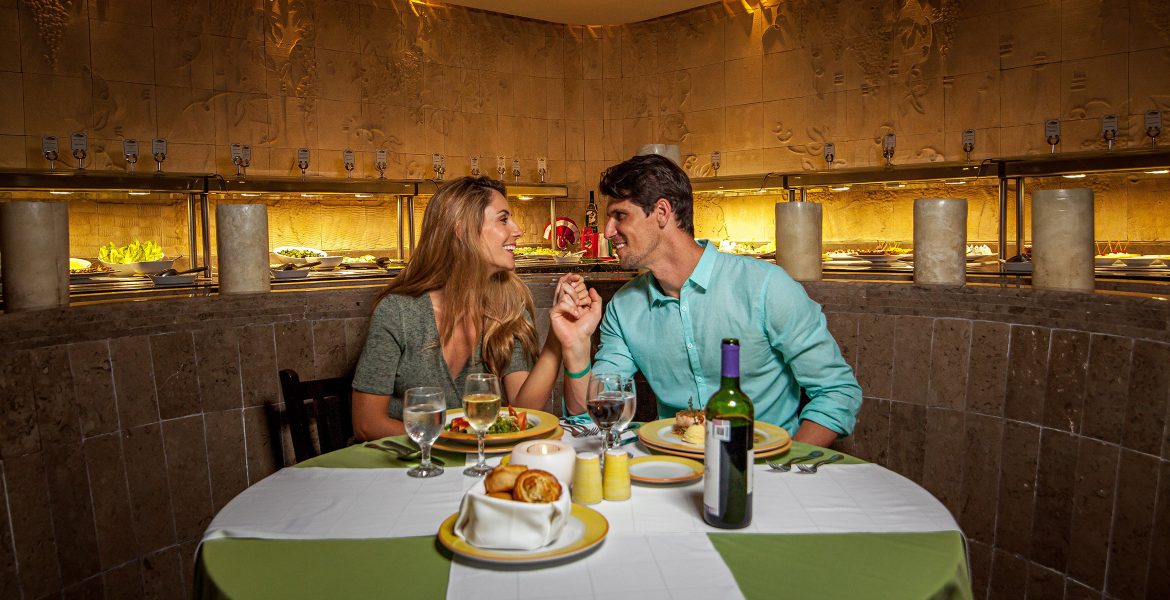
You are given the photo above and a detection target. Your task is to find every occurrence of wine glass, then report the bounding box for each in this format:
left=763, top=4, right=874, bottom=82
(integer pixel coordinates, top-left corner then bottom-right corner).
left=612, top=379, right=637, bottom=446
left=586, top=373, right=632, bottom=453
left=462, top=373, right=502, bottom=477
left=403, top=387, right=446, bottom=478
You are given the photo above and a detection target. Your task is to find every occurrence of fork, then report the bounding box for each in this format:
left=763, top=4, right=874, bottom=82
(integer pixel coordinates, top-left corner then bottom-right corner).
left=767, top=450, right=824, bottom=472
left=796, top=454, right=843, bottom=474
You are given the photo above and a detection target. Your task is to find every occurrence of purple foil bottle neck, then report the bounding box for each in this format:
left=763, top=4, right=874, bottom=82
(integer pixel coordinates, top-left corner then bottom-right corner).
left=721, top=339, right=740, bottom=379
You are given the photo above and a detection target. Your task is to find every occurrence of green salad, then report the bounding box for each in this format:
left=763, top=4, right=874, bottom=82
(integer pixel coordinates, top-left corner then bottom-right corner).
left=99, top=240, right=164, bottom=264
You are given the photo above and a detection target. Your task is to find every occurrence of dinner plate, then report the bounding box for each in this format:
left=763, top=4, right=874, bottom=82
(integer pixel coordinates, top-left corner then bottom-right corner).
left=851, top=254, right=905, bottom=263
left=639, top=435, right=792, bottom=461
left=431, top=425, right=564, bottom=454
left=637, top=419, right=790, bottom=454
left=439, top=407, right=557, bottom=445
left=437, top=503, right=608, bottom=565
left=628, top=455, right=703, bottom=485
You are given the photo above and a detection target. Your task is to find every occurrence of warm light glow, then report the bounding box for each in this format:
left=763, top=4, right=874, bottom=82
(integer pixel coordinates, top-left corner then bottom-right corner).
left=1143, top=169, right=1169, bottom=175
left=302, top=193, right=318, bottom=198
left=829, top=185, right=851, bottom=191
left=527, top=442, right=559, bottom=455
left=128, top=191, right=149, bottom=196
left=49, top=191, right=72, bottom=195
left=944, top=180, right=967, bottom=185
left=516, top=195, right=533, bottom=200
left=354, top=194, right=373, bottom=198
left=241, top=193, right=260, bottom=197
left=1063, top=174, right=1087, bottom=179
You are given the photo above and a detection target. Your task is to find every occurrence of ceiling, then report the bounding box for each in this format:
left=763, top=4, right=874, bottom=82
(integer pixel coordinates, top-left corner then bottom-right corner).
left=440, top=0, right=715, bottom=25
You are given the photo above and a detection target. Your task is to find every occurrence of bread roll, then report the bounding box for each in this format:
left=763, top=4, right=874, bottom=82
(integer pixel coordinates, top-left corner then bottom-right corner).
left=512, top=469, right=562, bottom=503
left=486, top=491, right=513, bottom=500
left=485, top=464, right=528, bottom=494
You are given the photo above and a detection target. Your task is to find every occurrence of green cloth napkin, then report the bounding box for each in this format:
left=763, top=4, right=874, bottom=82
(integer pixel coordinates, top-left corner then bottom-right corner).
left=297, top=435, right=467, bottom=468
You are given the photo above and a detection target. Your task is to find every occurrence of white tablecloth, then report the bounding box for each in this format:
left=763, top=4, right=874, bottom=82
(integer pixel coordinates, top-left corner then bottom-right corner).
left=203, top=434, right=960, bottom=600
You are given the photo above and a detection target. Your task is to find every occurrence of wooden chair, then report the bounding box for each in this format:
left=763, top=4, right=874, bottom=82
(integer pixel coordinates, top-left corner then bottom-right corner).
left=278, top=369, right=354, bottom=463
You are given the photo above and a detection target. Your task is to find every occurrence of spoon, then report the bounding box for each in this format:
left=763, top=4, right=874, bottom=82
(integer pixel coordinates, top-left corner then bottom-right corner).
left=154, top=266, right=205, bottom=277
left=767, top=450, right=824, bottom=472
left=796, top=454, right=843, bottom=474
left=279, top=261, right=321, bottom=270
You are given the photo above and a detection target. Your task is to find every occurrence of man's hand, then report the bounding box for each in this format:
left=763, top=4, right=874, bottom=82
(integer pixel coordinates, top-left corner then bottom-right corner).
left=550, top=281, right=602, bottom=353
left=792, top=419, right=839, bottom=448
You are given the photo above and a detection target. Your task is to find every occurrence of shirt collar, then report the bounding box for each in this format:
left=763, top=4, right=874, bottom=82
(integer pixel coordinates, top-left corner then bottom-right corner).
left=647, top=239, right=719, bottom=306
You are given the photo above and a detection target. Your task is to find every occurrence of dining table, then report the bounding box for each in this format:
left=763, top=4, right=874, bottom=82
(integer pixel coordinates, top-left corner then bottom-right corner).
left=195, top=426, right=971, bottom=600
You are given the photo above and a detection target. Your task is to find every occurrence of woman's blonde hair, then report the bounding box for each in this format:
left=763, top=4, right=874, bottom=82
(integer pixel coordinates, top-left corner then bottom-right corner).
left=376, top=176, right=538, bottom=377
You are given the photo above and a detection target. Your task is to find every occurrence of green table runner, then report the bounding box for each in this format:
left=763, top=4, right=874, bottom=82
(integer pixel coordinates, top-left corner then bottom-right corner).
left=196, top=436, right=970, bottom=600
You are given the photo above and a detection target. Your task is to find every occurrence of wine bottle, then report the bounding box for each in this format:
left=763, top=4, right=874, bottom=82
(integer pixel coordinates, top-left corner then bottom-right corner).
left=585, top=191, right=599, bottom=230
left=703, top=338, right=754, bottom=529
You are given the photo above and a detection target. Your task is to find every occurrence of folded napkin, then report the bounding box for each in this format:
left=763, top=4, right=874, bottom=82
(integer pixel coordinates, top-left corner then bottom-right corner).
left=452, top=480, right=570, bottom=551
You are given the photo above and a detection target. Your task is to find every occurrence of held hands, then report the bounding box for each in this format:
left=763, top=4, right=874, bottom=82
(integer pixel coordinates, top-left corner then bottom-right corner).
left=549, top=274, right=602, bottom=352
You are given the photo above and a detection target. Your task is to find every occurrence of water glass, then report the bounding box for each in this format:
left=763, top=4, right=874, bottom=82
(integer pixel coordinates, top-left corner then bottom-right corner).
left=462, top=373, right=502, bottom=477
left=403, top=387, right=446, bottom=478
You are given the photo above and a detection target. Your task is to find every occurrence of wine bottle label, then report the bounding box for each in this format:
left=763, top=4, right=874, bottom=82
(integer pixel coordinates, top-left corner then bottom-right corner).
left=703, top=421, right=722, bottom=516
left=709, top=418, right=730, bottom=442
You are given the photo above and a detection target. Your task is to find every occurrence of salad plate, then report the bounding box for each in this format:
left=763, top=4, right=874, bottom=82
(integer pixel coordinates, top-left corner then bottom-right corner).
left=439, top=407, right=558, bottom=445
left=636, top=418, right=790, bottom=454
left=628, top=455, right=703, bottom=485
left=431, top=426, right=563, bottom=454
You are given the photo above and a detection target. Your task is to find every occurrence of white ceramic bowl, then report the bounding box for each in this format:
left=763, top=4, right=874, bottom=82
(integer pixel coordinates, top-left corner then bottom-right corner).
left=272, top=268, right=311, bottom=280
left=315, top=256, right=344, bottom=269
left=272, top=246, right=326, bottom=265
left=149, top=274, right=197, bottom=286
left=99, top=258, right=176, bottom=276
left=1094, top=256, right=1121, bottom=267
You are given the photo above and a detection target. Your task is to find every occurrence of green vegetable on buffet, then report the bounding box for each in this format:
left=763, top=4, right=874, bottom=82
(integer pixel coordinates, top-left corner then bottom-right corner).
left=278, top=248, right=325, bottom=258
left=99, top=240, right=164, bottom=264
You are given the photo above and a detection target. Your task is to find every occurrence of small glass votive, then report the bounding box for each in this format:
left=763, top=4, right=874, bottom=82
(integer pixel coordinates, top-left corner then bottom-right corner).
left=602, top=449, right=631, bottom=501
left=571, top=452, right=602, bottom=505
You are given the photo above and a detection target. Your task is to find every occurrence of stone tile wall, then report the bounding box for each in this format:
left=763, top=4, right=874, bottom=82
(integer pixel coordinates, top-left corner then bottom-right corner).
left=2, top=279, right=1169, bottom=598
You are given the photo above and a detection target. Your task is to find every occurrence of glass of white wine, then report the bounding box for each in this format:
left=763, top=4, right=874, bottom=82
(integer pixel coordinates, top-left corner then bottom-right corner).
left=403, top=386, right=446, bottom=478
left=462, top=373, right=502, bottom=477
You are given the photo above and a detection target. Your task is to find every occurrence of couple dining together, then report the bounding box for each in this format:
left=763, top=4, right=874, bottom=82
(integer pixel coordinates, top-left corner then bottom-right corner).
left=350, top=154, right=861, bottom=448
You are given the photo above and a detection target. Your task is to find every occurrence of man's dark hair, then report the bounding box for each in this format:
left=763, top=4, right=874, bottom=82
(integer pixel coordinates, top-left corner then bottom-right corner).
left=598, top=154, right=694, bottom=236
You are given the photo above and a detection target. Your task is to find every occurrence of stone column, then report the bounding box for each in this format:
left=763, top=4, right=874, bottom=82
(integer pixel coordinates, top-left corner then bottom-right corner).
left=775, top=201, right=822, bottom=281
left=0, top=201, right=70, bottom=311
left=1032, top=188, right=1094, bottom=293
left=216, top=204, right=270, bottom=294
left=913, top=198, right=967, bottom=286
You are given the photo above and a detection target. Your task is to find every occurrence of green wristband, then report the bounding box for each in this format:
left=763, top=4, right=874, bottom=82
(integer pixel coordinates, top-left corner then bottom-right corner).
left=563, top=362, right=592, bottom=379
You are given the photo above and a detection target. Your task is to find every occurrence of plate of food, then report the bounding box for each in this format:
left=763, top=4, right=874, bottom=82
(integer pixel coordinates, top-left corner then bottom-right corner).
left=272, top=246, right=339, bottom=266
left=637, top=409, right=791, bottom=456
left=431, top=426, right=563, bottom=454
left=97, top=240, right=176, bottom=276
left=69, top=258, right=114, bottom=279
left=439, top=407, right=558, bottom=445
left=628, top=455, right=703, bottom=485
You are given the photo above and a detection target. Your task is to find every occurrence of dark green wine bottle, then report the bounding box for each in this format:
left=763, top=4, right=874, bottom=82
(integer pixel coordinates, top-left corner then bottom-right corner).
left=703, top=338, right=755, bottom=529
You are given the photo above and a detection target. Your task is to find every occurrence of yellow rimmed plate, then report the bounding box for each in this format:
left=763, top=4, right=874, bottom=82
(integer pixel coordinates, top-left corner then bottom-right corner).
left=637, top=418, right=790, bottom=454
left=628, top=455, right=703, bottom=485
left=437, top=504, right=608, bottom=565
left=639, top=436, right=792, bottom=461
left=431, top=425, right=564, bottom=454
left=439, top=407, right=558, bottom=445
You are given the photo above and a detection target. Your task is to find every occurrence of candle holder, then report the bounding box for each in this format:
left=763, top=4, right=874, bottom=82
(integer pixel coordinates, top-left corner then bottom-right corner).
left=375, top=149, right=388, bottom=179
left=1145, top=110, right=1162, bottom=148
left=296, top=148, right=310, bottom=178
left=151, top=138, right=167, bottom=173
left=70, top=132, right=88, bottom=170
left=42, top=136, right=59, bottom=171
left=123, top=139, right=139, bottom=172
left=882, top=133, right=896, bottom=167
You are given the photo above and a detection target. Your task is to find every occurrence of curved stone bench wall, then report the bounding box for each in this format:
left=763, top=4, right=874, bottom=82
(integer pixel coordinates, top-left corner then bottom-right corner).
left=0, top=281, right=1166, bottom=599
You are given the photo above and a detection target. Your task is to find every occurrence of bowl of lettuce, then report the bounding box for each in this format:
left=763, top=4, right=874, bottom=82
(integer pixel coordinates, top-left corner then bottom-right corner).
left=98, top=240, right=175, bottom=276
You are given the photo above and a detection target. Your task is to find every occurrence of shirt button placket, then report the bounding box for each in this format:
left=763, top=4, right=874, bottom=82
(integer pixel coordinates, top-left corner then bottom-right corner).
left=679, top=295, right=703, bottom=402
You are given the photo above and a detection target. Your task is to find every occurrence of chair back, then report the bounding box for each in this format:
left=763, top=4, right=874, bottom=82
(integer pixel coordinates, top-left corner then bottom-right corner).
left=278, top=369, right=354, bottom=463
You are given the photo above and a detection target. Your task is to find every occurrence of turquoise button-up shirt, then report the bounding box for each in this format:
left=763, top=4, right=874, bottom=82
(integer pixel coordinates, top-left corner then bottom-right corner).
left=594, top=240, right=862, bottom=436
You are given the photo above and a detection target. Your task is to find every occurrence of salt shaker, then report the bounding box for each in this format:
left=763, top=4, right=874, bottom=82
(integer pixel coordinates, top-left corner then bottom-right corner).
left=602, top=449, right=631, bottom=501
left=572, top=452, right=602, bottom=505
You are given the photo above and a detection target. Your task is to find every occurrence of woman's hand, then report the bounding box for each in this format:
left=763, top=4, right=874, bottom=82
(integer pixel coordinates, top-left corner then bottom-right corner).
left=553, top=273, right=591, bottom=314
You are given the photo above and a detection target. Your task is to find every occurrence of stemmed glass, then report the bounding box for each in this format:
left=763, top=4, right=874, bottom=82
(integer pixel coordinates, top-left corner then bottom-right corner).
left=403, top=387, right=446, bottom=478
left=586, top=373, right=634, bottom=453
left=462, top=373, right=502, bottom=477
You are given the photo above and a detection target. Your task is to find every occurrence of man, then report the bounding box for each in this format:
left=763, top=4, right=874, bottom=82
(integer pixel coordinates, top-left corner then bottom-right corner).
left=560, top=154, right=861, bottom=447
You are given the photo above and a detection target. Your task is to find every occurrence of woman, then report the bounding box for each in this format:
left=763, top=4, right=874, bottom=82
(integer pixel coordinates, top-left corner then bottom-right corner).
left=351, top=176, right=601, bottom=440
